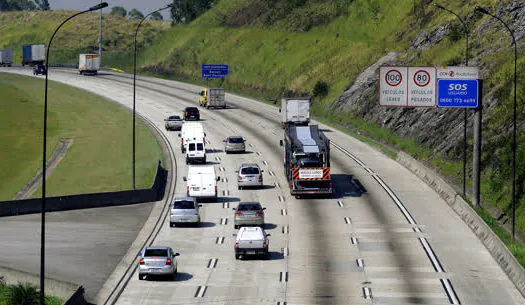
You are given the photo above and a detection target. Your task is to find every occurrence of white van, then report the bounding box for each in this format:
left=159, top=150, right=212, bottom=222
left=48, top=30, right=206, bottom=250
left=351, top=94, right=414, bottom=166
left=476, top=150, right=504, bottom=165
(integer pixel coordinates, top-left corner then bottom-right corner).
left=186, top=139, right=206, bottom=164
left=179, top=122, right=205, bottom=153
left=183, top=165, right=220, bottom=201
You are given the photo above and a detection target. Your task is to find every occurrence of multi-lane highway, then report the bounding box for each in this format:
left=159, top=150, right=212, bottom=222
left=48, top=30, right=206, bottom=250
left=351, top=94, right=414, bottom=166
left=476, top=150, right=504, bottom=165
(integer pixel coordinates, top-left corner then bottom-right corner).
left=1, top=67, right=524, bottom=305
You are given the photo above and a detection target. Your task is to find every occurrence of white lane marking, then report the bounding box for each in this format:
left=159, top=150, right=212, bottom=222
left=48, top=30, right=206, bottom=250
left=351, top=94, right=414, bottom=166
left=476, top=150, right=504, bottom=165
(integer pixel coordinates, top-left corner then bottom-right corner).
left=207, top=258, right=218, bottom=268
left=364, top=167, right=374, bottom=174
left=222, top=177, right=226, bottom=183
left=337, top=200, right=344, bottom=207
left=256, top=151, right=261, bottom=156
left=351, top=237, right=359, bottom=245
left=281, top=209, right=287, bottom=216
left=282, top=247, right=289, bottom=257
left=278, top=195, right=284, bottom=202
left=222, top=190, right=226, bottom=196
left=216, top=237, right=224, bottom=244
left=223, top=202, right=229, bottom=208
left=282, top=226, right=289, bottom=234
left=344, top=217, right=352, bottom=224
left=195, top=286, right=207, bottom=298
left=279, top=272, right=289, bottom=282
left=220, top=218, right=227, bottom=225
left=226, top=190, right=230, bottom=196
left=419, top=237, right=444, bottom=273
left=371, top=174, right=416, bottom=225
left=356, top=258, right=365, bottom=268
left=363, top=286, right=372, bottom=299
left=269, top=170, right=275, bottom=176
left=225, top=177, right=228, bottom=183
left=275, top=182, right=280, bottom=188
left=263, top=160, right=268, bottom=166
left=277, top=302, right=286, bottom=305
left=219, top=167, right=225, bottom=172
left=440, top=278, right=461, bottom=304
left=248, top=143, right=253, bottom=147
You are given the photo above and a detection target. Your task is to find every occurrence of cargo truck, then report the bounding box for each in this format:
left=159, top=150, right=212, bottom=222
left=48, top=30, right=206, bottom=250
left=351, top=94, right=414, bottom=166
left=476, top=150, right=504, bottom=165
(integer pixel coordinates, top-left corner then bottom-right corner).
left=198, top=88, right=226, bottom=109
left=0, top=50, right=13, bottom=67
left=280, top=125, right=332, bottom=197
left=279, top=97, right=310, bottom=128
left=79, top=54, right=100, bottom=75
left=22, top=44, right=45, bottom=66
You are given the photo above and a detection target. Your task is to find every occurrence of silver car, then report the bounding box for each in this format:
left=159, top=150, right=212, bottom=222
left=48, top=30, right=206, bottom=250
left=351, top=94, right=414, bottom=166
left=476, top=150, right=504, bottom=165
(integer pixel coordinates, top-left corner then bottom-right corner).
left=224, top=136, right=246, bottom=153
left=233, top=202, right=266, bottom=229
left=138, top=246, right=179, bottom=280
left=170, top=197, right=202, bottom=227
left=237, top=163, right=263, bottom=189
left=164, top=115, right=183, bottom=131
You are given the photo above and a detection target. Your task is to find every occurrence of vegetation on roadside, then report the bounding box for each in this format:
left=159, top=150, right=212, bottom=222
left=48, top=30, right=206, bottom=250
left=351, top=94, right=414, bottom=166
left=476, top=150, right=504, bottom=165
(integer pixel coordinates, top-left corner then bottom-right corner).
left=0, top=10, right=170, bottom=66
left=0, top=73, right=162, bottom=200
left=0, top=279, right=62, bottom=305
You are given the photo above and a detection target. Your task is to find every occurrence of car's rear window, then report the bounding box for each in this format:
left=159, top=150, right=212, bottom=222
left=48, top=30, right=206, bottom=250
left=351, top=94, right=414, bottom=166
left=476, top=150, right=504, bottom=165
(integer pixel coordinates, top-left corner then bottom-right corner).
left=189, top=143, right=195, bottom=150
left=241, top=167, right=259, bottom=175
left=197, top=143, right=204, bottom=150
left=173, top=201, right=195, bottom=209
left=144, top=249, right=168, bottom=257
left=186, top=108, right=198, bottom=112
left=168, top=116, right=181, bottom=120
left=238, top=203, right=261, bottom=211
left=228, top=137, right=244, bottom=143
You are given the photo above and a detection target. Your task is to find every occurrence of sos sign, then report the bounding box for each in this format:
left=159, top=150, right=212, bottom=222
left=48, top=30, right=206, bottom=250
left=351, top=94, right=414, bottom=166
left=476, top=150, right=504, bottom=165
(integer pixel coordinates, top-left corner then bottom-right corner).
left=437, top=79, right=479, bottom=108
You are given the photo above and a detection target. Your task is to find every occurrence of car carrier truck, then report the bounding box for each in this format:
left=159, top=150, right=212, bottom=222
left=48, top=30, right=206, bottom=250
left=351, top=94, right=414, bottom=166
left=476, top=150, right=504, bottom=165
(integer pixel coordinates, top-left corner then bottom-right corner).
left=280, top=125, right=332, bottom=197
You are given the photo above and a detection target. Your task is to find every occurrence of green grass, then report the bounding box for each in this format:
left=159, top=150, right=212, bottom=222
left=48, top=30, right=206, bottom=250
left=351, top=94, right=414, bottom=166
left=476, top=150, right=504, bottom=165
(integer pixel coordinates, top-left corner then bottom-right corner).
left=0, top=10, right=169, bottom=66
left=0, top=73, right=161, bottom=200
left=0, top=282, right=62, bottom=305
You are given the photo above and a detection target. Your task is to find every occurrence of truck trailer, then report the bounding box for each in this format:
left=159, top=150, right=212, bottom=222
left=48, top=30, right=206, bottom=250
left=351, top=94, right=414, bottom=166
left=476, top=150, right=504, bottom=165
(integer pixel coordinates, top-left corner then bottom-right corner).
left=22, top=44, right=45, bottom=66
left=198, top=88, right=226, bottom=109
left=280, top=97, right=310, bottom=128
left=281, top=125, right=332, bottom=197
left=79, top=54, right=100, bottom=75
left=0, top=50, right=13, bottom=67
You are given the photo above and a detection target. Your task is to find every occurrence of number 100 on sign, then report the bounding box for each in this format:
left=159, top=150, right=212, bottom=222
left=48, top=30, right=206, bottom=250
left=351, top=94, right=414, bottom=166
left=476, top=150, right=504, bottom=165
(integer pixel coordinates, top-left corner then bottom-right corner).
left=379, top=67, right=407, bottom=107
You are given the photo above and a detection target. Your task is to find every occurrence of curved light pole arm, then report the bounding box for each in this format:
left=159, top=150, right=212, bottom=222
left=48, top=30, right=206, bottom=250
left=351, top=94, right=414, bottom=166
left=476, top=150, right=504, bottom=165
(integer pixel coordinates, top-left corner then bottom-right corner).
left=132, top=4, right=172, bottom=189
left=41, top=3, right=107, bottom=305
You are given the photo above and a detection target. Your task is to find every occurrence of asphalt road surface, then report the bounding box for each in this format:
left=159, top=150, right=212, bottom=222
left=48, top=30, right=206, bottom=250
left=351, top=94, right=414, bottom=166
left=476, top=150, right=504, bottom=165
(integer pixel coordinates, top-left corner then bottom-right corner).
left=1, top=67, right=523, bottom=305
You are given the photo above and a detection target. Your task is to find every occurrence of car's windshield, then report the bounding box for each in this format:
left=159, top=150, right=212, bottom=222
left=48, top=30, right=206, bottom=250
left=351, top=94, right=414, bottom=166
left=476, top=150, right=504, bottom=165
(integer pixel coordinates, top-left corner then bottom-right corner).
left=173, top=201, right=195, bottom=209
left=241, top=167, right=259, bottom=175
left=144, top=249, right=168, bottom=257
left=238, top=204, right=261, bottom=211
left=229, top=137, right=244, bottom=143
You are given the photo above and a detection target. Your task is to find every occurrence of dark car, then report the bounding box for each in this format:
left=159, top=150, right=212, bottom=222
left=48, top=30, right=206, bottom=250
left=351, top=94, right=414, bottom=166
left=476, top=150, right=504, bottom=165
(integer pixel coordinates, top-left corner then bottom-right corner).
left=33, top=64, right=47, bottom=76
left=183, top=107, right=200, bottom=121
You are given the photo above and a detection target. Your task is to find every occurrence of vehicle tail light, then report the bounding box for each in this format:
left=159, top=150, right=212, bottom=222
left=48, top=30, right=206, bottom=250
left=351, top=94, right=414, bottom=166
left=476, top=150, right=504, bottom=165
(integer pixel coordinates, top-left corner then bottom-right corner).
left=166, top=258, right=172, bottom=265
left=238, top=176, right=242, bottom=180
left=329, top=182, right=332, bottom=189
left=263, top=242, right=267, bottom=248
left=236, top=212, right=242, bottom=216
left=186, top=186, right=190, bottom=196
left=185, top=112, right=188, bottom=115
left=258, top=175, right=263, bottom=181
left=235, top=241, right=239, bottom=248
left=181, top=138, right=184, bottom=145
left=197, top=111, right=200, bottom=115
left=139, top=259, right=145, bottom=265
left=256, top=211, right=263, bottom=216
left=289, top=164, right=292, bottom=169
left=215, top=185, right=217, bottom=195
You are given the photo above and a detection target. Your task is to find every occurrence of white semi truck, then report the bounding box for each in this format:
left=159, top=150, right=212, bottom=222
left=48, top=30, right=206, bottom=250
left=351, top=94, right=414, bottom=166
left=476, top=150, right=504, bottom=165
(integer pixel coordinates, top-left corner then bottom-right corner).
left=79, top=54, right=100, bottom=75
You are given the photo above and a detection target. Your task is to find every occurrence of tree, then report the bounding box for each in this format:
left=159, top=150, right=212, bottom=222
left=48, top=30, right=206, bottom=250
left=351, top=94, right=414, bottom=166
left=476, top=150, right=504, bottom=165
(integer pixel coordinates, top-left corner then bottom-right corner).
left=10, top=283, right=39, bottom=305
left=6, top=0, right=36, bottom=11
left=170, top=0, right=212, bottom=24
left=0, top=0, right=10, bottom=11
left=35, top=0, right=49, bottom=10
left=128, top=8, right=144, bottom=20
left=110, top=6, right=127, bottom=17
left=150, top=11, right=163, bottom=21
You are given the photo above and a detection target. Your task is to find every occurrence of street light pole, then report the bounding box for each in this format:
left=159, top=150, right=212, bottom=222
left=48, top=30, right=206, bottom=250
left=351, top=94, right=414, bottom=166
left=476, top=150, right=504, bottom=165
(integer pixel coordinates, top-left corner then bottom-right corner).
left=475, top=6, right=518, bottom=240
left=99, top=0, right=103, bottom=60
left=132, top=4, right=172, bottom=189
left=434, top=3, right=469, bottom=197
left=41, top=3, right=108, bottom=304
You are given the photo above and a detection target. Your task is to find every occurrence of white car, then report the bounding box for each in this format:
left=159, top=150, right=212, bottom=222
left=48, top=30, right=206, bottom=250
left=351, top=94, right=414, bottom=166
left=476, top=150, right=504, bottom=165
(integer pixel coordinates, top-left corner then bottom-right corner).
left=170, top=197, right=201, bottom=227
left=164, top=115, right=183, bottom=131
left=234, top=227, right=270, bottom=260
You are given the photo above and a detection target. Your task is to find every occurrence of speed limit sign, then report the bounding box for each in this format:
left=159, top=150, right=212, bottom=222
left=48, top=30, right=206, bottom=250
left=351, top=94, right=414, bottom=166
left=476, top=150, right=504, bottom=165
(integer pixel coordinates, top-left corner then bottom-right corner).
left=379, top=66, right=407, bottom=106
left=379, top=66, right=436, bottom=107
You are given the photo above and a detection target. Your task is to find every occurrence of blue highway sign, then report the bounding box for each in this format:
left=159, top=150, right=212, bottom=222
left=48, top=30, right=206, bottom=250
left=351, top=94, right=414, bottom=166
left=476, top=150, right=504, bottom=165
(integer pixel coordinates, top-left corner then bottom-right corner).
left=202, top=64, right=228, bottom=78
left=437, top=79, right=479, bottom=108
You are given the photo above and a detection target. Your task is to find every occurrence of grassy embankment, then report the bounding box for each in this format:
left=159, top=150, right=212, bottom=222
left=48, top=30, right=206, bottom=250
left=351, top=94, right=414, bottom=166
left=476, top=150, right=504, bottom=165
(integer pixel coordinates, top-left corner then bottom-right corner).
left=133, top=0, right=525, bottom=264
left=0, top=10, right=169, bottom=67
left=0, top=73, right=161, bottom=200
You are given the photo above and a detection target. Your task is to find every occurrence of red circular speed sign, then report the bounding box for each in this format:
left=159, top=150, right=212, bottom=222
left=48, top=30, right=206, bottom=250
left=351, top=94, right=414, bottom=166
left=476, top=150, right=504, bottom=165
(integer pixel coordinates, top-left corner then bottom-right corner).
left=413, top=70, right=431, bottom=87
left=385, top=69, right=402, bottom=87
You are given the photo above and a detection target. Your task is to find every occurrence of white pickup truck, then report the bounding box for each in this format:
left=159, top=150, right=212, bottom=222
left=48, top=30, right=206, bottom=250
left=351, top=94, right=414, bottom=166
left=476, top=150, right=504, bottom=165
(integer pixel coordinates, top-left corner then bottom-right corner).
left=234, top=227, right=270, bottom=260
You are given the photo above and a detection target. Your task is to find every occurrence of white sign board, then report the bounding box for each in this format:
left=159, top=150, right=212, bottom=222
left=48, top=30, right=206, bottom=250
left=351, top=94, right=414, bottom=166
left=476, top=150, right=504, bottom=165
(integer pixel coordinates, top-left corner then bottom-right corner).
left=299, top=169, right=323, bottom=179
left=379, top=67, right=407, bottom=107
left=437, top=66, right=479, bottom=80
left=379, top=66, right=436, bottom=107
